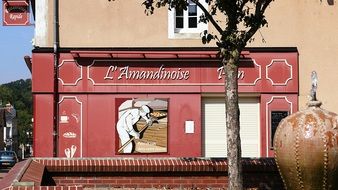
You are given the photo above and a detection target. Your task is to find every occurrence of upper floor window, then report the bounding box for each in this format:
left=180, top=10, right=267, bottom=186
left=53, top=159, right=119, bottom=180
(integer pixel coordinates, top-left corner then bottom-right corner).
left=168, top=0, right=208, bottom=39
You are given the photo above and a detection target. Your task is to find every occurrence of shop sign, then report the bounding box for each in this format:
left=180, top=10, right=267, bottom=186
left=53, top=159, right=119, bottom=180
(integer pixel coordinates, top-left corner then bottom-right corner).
left=85, top=60, right=261, bottom=86
left=104, top=65, right=191, bottom=81
left=2, top=0, right=30, bottom=26
left=58, top=59, right=262, bottom=87
left=104, top=65, right=246, bottom=81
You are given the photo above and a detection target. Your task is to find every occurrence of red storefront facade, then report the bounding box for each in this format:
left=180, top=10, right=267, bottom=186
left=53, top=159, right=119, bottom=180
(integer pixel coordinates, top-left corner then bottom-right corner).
left=32, top=47, right=298, bottom=158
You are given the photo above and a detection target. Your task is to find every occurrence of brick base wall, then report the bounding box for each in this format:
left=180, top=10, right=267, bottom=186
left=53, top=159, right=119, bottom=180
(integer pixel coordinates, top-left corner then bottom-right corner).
left=49, top=172, right=282, bottom=189
left=53, top=174, right=227, bottom=189
left=52, top=173, right=229, bottom=189
left=1, top=158, right=284, bottom=190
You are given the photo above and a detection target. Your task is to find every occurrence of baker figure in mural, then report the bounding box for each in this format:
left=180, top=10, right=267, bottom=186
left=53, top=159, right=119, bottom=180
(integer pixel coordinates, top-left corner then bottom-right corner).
left=117, top=105, right=153, bottom=153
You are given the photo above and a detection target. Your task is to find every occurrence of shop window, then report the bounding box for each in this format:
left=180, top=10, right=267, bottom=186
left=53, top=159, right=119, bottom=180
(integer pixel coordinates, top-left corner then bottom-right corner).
left=270, top=111, right=288, bottom=148
left=168, top=0, right=208, bottom=39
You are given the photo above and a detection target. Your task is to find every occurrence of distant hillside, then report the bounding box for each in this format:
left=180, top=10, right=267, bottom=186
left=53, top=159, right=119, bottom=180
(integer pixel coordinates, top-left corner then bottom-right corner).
left=0, top=79, right=32, bottom=145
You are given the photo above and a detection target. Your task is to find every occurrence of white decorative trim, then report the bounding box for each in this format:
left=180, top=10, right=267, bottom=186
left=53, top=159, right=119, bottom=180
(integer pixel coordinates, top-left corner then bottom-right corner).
left=58, top=96, right=83, bottom=158
left=87, top=59, right=108, bottom=85
left=266, top=59, right=293, bottom=86
left=239, top=59, right=262, bottom=86
left=58, top=59, right=83, bottom=86
left=3, top=1, right=29, bottom=26
left=265, top=96, right=293, bottom=155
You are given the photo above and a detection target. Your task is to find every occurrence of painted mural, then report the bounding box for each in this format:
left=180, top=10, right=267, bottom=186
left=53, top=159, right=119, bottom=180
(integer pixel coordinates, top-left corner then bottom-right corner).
left=116, top=98, right=168, bottom=154
left=58, top=96, right=82, bottom=158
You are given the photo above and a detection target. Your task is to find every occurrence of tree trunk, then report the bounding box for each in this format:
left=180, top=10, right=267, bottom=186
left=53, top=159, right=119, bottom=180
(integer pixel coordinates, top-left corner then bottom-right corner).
left=223, top=49, right=243, bottom=190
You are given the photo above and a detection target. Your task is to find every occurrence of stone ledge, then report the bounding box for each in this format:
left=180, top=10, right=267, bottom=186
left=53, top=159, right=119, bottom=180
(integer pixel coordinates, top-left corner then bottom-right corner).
left=32, top=157, right=276, bottom=173
left=34, top=157, right=229, bottom=173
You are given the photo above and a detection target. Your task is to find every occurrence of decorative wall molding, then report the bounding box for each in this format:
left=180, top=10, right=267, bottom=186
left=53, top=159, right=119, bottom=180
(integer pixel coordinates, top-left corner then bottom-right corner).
left=265, top=96, right=293, bottom=155
left=239, top=59, right=262, bottom=86
left=58, top=59, right=83, bottom=86
left=266, top=59, right=292, bottom=86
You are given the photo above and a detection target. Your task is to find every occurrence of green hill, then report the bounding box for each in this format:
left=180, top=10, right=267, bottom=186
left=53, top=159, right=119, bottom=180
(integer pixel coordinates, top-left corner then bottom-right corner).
left=0, top=79, right=32, bottom=145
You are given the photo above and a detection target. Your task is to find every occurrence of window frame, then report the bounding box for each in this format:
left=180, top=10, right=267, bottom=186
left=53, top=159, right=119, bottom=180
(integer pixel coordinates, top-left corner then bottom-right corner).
left=168, top=0, right=208, bottom=39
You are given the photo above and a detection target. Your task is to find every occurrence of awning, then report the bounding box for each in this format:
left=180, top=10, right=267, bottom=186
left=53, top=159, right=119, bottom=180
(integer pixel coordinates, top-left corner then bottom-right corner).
left=70, top=50, right=222, bottom=59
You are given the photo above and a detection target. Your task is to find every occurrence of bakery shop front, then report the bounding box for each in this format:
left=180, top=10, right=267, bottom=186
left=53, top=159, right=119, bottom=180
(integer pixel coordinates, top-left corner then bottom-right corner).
left=31, top=47, right=298, bottom=158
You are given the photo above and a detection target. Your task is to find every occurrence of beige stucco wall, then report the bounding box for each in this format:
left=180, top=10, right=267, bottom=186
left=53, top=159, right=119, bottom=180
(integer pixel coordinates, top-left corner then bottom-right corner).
left=58, top=0, right=210, bottom=47
left=249, top=1, right=338, bottom=112
left=35, top=0, right=338, bottom=113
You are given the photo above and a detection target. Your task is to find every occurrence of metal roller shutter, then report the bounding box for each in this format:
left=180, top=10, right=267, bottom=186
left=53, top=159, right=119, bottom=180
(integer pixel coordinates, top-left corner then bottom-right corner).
left=202, top=97, right=260, bottom=157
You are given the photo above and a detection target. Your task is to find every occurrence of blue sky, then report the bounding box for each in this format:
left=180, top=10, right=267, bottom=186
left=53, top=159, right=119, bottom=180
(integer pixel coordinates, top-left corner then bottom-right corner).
left=0, top=7, right=34, bottom=84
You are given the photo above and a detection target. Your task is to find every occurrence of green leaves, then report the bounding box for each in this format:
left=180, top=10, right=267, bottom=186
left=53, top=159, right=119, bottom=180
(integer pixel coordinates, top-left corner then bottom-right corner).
left=141, top=0, right=189, bottom=15
left=201, top=30, right=215, bottom=44
left=0, top=79, right=32, bottom=145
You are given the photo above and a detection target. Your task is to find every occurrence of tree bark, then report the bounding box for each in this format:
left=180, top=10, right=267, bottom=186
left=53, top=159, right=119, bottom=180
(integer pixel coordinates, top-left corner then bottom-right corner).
left=223, top=49, right=243, bottom=190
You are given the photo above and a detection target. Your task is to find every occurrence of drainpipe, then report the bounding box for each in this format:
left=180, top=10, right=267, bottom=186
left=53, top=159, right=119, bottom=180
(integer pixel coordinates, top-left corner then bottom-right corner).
left=53, top=0, right=59, bottom=157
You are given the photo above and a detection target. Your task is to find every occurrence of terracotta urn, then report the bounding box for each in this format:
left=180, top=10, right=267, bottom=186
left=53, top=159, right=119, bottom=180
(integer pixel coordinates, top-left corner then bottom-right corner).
left=274, top=100, right=338, bottom=189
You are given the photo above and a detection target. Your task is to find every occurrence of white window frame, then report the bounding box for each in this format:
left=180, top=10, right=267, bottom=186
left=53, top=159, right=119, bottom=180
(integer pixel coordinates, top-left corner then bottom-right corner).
left=168, top=0, right=208, bottom=39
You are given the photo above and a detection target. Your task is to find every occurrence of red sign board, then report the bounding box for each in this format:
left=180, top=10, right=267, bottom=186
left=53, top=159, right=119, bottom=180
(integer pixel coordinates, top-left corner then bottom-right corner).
left=2, top=0, right=30, bottom=26
left=85, top=60, right=261, bottom=86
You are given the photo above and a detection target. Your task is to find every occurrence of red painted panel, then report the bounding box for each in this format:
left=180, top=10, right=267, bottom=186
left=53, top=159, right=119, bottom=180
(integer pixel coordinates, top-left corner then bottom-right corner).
left=55, top=94, right=202, bottom=157
left=35, top=92, right=302, bottom=158
left=32, top=53, right=54, bottom=92
left=33, top=94, right=54, bottom=157
left=58, top=60, right=82, bottom=86
left=31, top=50, right=298, bottom=158
left=85, top=60, right=262, bottom=87
left=260, top=94, right=298, bottom=157
left=55, top=52, right=297, bottom=93
left=252, top=52, right=298, bottom=93
left=58, top=96, right=84, bottom=158
left=32, top=50, right=298, bottom=94
left=160, top=94, right=201, bottom=157
left=86, top=95, right=115, bottom=157
left=266, top=60, right=292, bottom=85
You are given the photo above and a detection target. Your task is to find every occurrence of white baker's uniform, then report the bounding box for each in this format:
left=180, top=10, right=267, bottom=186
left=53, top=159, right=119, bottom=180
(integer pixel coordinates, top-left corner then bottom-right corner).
left=117, top=108, right=150, bottom=153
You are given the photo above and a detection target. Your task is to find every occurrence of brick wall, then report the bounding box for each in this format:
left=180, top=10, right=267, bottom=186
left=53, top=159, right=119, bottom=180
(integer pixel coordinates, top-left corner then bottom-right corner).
left=1, top=158, right=284, bottom=189
left=52, top=174, right=228, bottom=189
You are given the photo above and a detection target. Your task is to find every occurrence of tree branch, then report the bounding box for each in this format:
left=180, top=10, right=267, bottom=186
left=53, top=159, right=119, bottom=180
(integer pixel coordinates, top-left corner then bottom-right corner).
left=239, top=0, right=250, bottom=12
left=261, top=0, right=273, bottom=13
left=192, top=0, right=223, bottom=34
left=254, top=0, right=263, bottom=17
left=243, top=0, right=273, bottom=43
left=222, top=0, right=238, bottom=30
